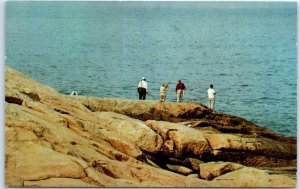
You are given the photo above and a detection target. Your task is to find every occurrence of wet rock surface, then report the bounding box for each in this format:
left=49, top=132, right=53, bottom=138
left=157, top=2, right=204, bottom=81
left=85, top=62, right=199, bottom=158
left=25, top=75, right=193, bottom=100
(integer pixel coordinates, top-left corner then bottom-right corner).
left=5, top=67, right=296, bottom=187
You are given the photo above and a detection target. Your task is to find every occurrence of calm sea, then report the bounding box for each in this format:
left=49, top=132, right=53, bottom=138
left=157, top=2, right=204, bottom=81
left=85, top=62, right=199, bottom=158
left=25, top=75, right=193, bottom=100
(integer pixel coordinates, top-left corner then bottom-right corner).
left=5, top=1, right=297, bottom=137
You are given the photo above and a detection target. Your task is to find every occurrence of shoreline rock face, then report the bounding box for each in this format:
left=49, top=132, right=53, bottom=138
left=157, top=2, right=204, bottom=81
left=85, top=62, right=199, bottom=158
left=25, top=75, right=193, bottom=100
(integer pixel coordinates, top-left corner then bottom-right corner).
left=5, top=66, right=296, bottom=187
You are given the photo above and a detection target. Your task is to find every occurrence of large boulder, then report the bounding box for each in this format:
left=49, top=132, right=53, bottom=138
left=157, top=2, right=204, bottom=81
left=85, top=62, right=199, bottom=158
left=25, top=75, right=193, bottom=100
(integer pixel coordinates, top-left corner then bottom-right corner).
left=145, top=120, right=211, bottom=158
left=76, top=93, right=293, bottom=144
left=205, top=134, right=296, bottom=158
left=78, top=97, right=210, bottom=122
left=93, top=111, right=163, bottom=153
left=211, top=167, right=296, bottom=187
left=199, top=161, right=244, bottom=180
left=204, top=133, right=296, bottom=167
left=6, top=141, right=86, bottom=186
left=168, top=157, right=204, bottom=171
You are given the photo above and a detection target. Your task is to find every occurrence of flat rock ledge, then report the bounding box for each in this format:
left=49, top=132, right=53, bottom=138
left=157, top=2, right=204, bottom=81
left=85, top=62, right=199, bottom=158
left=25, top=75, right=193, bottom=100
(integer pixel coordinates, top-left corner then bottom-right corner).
left=5, top=66, right=296, bottom=187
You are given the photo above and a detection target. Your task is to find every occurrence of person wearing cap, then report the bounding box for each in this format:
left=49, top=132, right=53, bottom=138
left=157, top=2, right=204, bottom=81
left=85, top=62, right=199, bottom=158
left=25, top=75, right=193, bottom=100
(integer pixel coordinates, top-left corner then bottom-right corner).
left=207, top=84, right=216, bottom=111
left=137, top=77, right=148, bottom=100
left=175, top=80, right=186, bottom=102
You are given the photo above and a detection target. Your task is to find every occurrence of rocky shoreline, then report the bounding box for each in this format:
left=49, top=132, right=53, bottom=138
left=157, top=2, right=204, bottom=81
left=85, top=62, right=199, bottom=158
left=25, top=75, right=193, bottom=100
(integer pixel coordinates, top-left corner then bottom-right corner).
left=5, top=66, right=296, bottom=187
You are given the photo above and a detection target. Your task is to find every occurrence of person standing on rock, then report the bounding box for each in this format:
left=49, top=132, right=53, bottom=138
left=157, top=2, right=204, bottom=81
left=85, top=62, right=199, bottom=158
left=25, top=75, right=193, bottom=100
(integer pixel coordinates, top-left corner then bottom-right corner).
left=207, top=84, right=216, bottom=111
left=137, top=77, right=148, bottom=100
left=160, top=83, right=169, bottom=102
left=176, top=80, right=186, bottom=102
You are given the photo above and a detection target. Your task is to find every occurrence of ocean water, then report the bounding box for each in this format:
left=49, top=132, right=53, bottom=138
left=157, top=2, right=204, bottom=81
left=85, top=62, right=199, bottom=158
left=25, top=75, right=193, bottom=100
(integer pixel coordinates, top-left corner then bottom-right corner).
left=5, top=2, right=297, bottom=137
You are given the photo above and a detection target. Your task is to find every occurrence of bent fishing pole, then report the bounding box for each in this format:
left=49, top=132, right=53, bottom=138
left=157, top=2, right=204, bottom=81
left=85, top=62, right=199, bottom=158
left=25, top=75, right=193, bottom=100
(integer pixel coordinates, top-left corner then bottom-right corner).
left=198, top=85, right=232, bottom=99
left=198, top=82, right=250, bottom=100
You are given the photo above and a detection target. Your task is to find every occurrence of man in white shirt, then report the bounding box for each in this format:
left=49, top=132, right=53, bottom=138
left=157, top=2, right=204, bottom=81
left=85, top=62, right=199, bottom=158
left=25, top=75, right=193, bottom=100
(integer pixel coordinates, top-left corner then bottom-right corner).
left=137, top=77, right=148, bottom=100
left=207, top=84, right=216, bottom=111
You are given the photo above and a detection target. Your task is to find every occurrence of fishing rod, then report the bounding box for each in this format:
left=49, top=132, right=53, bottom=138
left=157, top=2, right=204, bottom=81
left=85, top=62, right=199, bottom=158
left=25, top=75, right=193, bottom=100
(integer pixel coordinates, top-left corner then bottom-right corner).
left=198, top=82, right=250, bottom=100
left=150, top=62, right=181, bottom=101
left=198, top=85, right=233, bottom=100
left=218, top=86, right=232, bottom=93
left=165, top=62, right=183, bottom=85
left=146, top=93, right=154, bottom=97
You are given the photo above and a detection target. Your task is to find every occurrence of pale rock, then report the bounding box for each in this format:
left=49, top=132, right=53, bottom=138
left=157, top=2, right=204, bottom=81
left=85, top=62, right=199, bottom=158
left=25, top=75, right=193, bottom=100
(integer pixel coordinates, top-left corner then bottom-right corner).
left=205, top=134, right=296, bottom=159
left=205, top=134, right=256, bottom=150
left=187, top=174, right=199, bottom=178
left=211, top=167, right=296, bottom=187
left=199, top=161, right=244, bottom=180
left=99, top=129, right=143, bottom=158
left=24, top=178, right=99, bottom=187
left=5, top=127, right=38, bottom=142
left=166, top=164, right=194, bottom=175
left=184, top=158, right=204, bottom=171
left=94, top=111, right=163, bottom=153
left=79, top=96, right=208, bottom=122
left=6, top=141, right=86, bottom=182
left=145, top=120, right=211, bottom=158
left=5, top=173, right=23, bottom=187
left=145, top=157, right=161, bottom=168
left=162, top=140, right=175, bottom=153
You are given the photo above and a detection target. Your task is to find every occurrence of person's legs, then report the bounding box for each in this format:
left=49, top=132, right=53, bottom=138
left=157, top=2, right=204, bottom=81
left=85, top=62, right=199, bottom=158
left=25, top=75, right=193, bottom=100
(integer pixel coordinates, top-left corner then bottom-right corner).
left=138, top=88, right=142, bottom=100
left=208, top=98, right=215, bottom=110
left=176, top=90, right=181, bottom=102
left=180, top=90, right=184, bottom=102
left=208, top=99, right=212, bottom=109
left=137, top=88, right=142, bottom=100
left=211, top=99, right=215, bottom=110
left=141, top=88, right=146, bottom=100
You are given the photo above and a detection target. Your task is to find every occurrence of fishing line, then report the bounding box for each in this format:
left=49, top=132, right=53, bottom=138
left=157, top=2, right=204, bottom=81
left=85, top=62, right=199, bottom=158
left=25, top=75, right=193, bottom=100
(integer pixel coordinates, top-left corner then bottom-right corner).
left=197, top=83, right=248, bottom=100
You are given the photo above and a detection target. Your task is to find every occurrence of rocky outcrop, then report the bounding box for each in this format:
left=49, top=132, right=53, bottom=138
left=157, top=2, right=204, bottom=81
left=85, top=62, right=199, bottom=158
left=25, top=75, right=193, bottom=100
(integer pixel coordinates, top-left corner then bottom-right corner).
left=210, top=167, right=296, bottom=187
left=78, top=95, right=291, bottom=143
left=5, top=66, right=296, bottom=187
left=199, top=161, right=244, bottom=180
left=145, top=120, right=211, bottom=159
left=94, top=112, right=163, bottom=153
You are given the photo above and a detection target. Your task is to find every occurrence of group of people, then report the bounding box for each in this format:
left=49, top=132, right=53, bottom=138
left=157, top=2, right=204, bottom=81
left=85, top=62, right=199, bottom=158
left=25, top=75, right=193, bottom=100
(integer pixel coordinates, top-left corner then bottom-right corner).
left=137, top=77, right=216, bottom=111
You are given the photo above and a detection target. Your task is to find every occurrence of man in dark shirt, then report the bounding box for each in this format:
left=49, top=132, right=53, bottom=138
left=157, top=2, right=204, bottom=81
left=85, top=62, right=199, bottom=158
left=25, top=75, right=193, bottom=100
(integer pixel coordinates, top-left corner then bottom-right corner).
left=175, top=80, right=186, bottom=102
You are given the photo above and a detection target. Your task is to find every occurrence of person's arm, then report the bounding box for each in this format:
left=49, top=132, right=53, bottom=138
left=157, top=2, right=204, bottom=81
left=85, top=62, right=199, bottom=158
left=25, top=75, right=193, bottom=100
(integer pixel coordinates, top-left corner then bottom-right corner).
left=175, top=84, right=178, bottom=92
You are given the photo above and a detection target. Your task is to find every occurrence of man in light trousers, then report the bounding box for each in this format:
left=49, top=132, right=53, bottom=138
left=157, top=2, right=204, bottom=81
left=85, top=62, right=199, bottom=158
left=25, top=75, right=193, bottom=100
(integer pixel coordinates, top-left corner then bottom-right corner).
left=207, top=84, right=216, bottom=111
